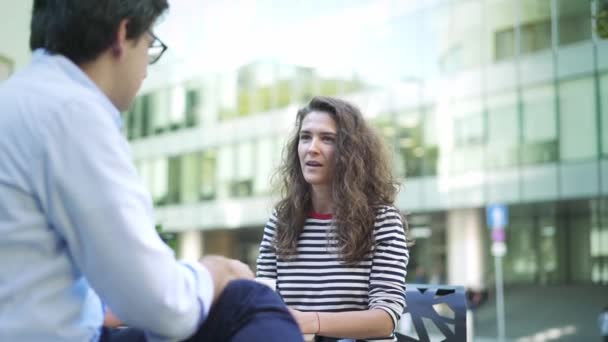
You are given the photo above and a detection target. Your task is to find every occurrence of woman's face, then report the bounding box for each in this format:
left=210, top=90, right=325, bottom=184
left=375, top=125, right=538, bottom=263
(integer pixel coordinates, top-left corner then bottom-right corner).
left=298, top=111, right=337, bottom=188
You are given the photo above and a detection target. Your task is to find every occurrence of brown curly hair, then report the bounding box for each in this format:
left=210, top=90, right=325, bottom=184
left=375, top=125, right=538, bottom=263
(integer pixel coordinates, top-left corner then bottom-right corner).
left=273, top=96, right=401, bottom=264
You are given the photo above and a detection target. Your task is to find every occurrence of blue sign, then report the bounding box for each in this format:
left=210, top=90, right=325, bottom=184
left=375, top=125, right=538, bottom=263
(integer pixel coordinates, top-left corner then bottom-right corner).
left=487, top=204, right=508, bottom=229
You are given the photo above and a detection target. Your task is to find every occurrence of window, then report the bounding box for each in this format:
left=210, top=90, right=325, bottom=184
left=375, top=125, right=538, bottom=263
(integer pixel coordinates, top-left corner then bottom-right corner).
left=185, top=89, right=201, bottom=127
left=169, top=86, right=186, bottom=131
left=599, top=73, right=608, bottom=156
left=254, top=137, right=275, bottom=195
left=520, top=0, right=552, bottom=54
left=495, top=28, right=515, bottom=61
left=218, top=73, right=238, bottom=121
left=451, top=100, right=484, bottom=173
left=423, top=109, right=439, bottom=176
left=199, top=150, right=217, bottom=201
left=486, top=92, right=519, bottom=169
left=180, top=153, right=200, bottom=204
left=152, top=89, right=170, bottom=134
left=520, top=20, right=551, bottom=54
left=140, top=94, right=152, bottom=137
left=217, top=145, right=235, bottom=199
left=559, top=77, right=597, bottom=161
left=396, top=111, right=424, bottom=178
left=521, top=84, right=558, bottom=164
left=231, top=142, right=254, bottom=198
left=167, top=156, right=182, bottom=204
left=152, top=158, right=168, bottom=205
left=558, top=0, right=592, bottom=46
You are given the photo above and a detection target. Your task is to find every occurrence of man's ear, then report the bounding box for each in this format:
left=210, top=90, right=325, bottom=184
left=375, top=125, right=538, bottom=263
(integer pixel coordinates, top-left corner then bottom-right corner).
left=111, top=19, right=130, bottom=59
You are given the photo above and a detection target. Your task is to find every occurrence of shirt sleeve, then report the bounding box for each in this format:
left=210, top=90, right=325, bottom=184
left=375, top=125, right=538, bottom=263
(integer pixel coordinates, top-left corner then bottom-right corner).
left=368, top=206, right=409, bottom=329
left=38, top=100, right=211, bottom=340
left=256, top=211, right=278, bottom=280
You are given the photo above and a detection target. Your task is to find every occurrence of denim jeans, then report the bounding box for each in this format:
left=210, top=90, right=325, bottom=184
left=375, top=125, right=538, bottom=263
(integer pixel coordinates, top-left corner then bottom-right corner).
left=101, top=279, right=303, bottom=342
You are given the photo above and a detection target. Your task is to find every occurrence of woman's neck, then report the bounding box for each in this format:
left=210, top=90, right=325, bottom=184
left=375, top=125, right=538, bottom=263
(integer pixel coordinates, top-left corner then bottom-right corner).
left=311, top=185, right=333, bottom=214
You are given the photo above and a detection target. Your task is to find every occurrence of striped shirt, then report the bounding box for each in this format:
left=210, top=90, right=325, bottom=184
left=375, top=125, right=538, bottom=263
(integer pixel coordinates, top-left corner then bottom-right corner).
left=257, top=205, right=409, bottom=342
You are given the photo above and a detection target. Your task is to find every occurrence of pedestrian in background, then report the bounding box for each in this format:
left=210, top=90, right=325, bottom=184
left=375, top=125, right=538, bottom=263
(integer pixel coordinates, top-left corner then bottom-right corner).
left=599, top=306, right=608, bottom=342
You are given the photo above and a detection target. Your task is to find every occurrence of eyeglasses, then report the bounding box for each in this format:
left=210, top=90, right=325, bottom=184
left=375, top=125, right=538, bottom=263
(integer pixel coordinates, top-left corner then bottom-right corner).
left=148, top=31, right=167, bottom=65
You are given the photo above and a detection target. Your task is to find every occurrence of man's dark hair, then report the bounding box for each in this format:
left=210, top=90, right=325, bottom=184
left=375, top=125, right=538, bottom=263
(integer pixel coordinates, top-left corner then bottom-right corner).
left=30, top=0, right=169, bottom=64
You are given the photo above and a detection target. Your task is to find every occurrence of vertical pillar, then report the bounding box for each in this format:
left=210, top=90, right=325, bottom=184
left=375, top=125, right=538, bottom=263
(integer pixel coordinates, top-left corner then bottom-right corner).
left=177, top=230, right=203, bottom=262
left=447, top=208, right=486, bottom=289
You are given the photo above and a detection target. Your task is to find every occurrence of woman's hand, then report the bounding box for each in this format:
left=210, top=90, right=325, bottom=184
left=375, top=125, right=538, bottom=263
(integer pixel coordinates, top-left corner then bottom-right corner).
left=289, top=308, right=319, bottom=334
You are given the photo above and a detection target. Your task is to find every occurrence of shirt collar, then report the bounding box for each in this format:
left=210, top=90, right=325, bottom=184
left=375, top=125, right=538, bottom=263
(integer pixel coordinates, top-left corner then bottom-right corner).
left=31, top=49, right=123, bottom=129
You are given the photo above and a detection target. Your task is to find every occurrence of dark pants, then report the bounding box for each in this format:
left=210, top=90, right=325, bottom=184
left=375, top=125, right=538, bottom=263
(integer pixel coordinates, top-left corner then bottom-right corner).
left=100, top=279, right=303, bottom=342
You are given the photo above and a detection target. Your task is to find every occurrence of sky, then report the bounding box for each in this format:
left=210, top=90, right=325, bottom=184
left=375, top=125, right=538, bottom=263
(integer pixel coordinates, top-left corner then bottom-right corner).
left=152, top=0, right=443, bottom=84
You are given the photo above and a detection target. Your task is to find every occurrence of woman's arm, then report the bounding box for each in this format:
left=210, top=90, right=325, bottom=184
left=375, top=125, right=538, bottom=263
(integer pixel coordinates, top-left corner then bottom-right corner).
left=290, top=308, right=394, bottom=339
left=256, top=213, right=278, bottom=279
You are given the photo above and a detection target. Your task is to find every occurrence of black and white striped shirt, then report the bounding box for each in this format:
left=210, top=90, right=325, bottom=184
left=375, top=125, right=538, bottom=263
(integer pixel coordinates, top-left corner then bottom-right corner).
left=256, top=205, right=409, bottom=342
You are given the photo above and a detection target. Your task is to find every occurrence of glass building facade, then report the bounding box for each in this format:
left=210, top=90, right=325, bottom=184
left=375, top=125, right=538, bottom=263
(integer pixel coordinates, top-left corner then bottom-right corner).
left=125, top=0, right=608, bottom=290
left=1, top=0, right=606, bottom=339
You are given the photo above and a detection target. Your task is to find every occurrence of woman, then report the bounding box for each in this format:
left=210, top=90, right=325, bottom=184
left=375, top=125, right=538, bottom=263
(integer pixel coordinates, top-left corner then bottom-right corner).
left=257, top=96, right=409, bottom=342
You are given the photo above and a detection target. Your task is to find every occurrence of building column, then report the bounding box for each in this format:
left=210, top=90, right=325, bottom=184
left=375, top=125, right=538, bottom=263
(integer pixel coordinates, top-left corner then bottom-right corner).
left=447, top=208, right=486, bottom=290
left=177, top=230, right=203, bottom=262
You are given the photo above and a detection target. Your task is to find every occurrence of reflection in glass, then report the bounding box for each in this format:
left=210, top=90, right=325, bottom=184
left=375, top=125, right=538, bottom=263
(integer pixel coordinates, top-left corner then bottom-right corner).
left=521, top=83, right=558, bottom=165
left=559, top=77, right=597, bottom=161
left=199, top=150, right=217, bottom=201
left=558, top=0, right=592, bottom=46
left=486, top=92, right=519, bottom=169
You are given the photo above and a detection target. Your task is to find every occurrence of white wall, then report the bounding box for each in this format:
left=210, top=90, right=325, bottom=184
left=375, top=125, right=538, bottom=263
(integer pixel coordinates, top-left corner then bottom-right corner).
left=0, top=0, right=33, bottom=72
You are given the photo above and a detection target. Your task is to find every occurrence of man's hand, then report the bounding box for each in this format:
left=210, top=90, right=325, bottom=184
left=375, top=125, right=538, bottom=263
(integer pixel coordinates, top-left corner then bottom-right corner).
left=103, top=307, right=123, bottom=328
left=199, top=255, right=254, bottom=303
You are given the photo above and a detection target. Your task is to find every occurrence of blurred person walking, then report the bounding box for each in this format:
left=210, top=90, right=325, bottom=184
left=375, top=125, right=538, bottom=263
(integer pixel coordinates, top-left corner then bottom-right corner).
left=600, top=306, right=608, bottom=342
left=0, top=1, right=301, bottom=341
left=256, top=96, right=410, bottom=342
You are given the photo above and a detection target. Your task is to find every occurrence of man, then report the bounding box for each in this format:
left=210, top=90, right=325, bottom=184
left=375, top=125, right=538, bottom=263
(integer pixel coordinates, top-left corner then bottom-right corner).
left=0, top=1, right=302, bottom=341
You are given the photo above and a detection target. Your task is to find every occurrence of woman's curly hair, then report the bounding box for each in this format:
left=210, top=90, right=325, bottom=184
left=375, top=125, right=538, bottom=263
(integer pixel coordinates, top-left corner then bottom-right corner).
left=273, top=96, right=402, bottom=264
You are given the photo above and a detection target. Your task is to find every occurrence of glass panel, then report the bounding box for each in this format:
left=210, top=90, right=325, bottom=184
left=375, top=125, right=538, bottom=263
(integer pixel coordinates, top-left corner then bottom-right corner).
left=199, top=149, right=217, bottom=201
left=138, top=94, right=150, bottom=137
left=599, top=73, right=608, bottom=156
left=254, top=137, right=275, bottom=195
left=169, top=86, right=185, bottom=131
left=504, top=214, right=538, bottom=284
left=567, top=201, right=593, bottom=283
left=180, top=153, right=200, bottom=204
left=521, top=83, right=558, bottom=164
left=486, top=91, right=519, bottom=168
left=218, top=72, right=238, bottom=121
left=558, top=0, right=592, bottom=46
left=423, top=108, right=439, bottom=176
left=396, top=110, right=424, bottom=178
left=232, top=142, right=254, bottom=197
left=152, top=89, right=170, bottom=134
left=451, top=99, right=484, bottom=173
left=487, top=0, right=516, bottom=62
left=520, top=0, right=552, bottom=54
left=217, top=145, right=234, bottom=199
left=185, top=88, right=201, bottom=127
left=167, top=156, right=181, bottom=204
left=559, top=77, right=597, bottom=161
left=152, top=158, right=168, bottom=205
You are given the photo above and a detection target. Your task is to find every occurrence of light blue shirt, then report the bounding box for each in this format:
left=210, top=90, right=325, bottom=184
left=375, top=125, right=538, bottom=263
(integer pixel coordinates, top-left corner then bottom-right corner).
left=0, top=50, right=214, bottom=342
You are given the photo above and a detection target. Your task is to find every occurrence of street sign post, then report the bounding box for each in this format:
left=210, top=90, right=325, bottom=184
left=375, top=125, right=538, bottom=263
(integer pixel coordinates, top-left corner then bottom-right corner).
left=486, top=204, right=508, bottom=342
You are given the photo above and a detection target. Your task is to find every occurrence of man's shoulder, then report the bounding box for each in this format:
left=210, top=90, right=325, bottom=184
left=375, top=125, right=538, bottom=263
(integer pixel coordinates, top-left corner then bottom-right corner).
left=1, top=65, right=111, bottom=124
